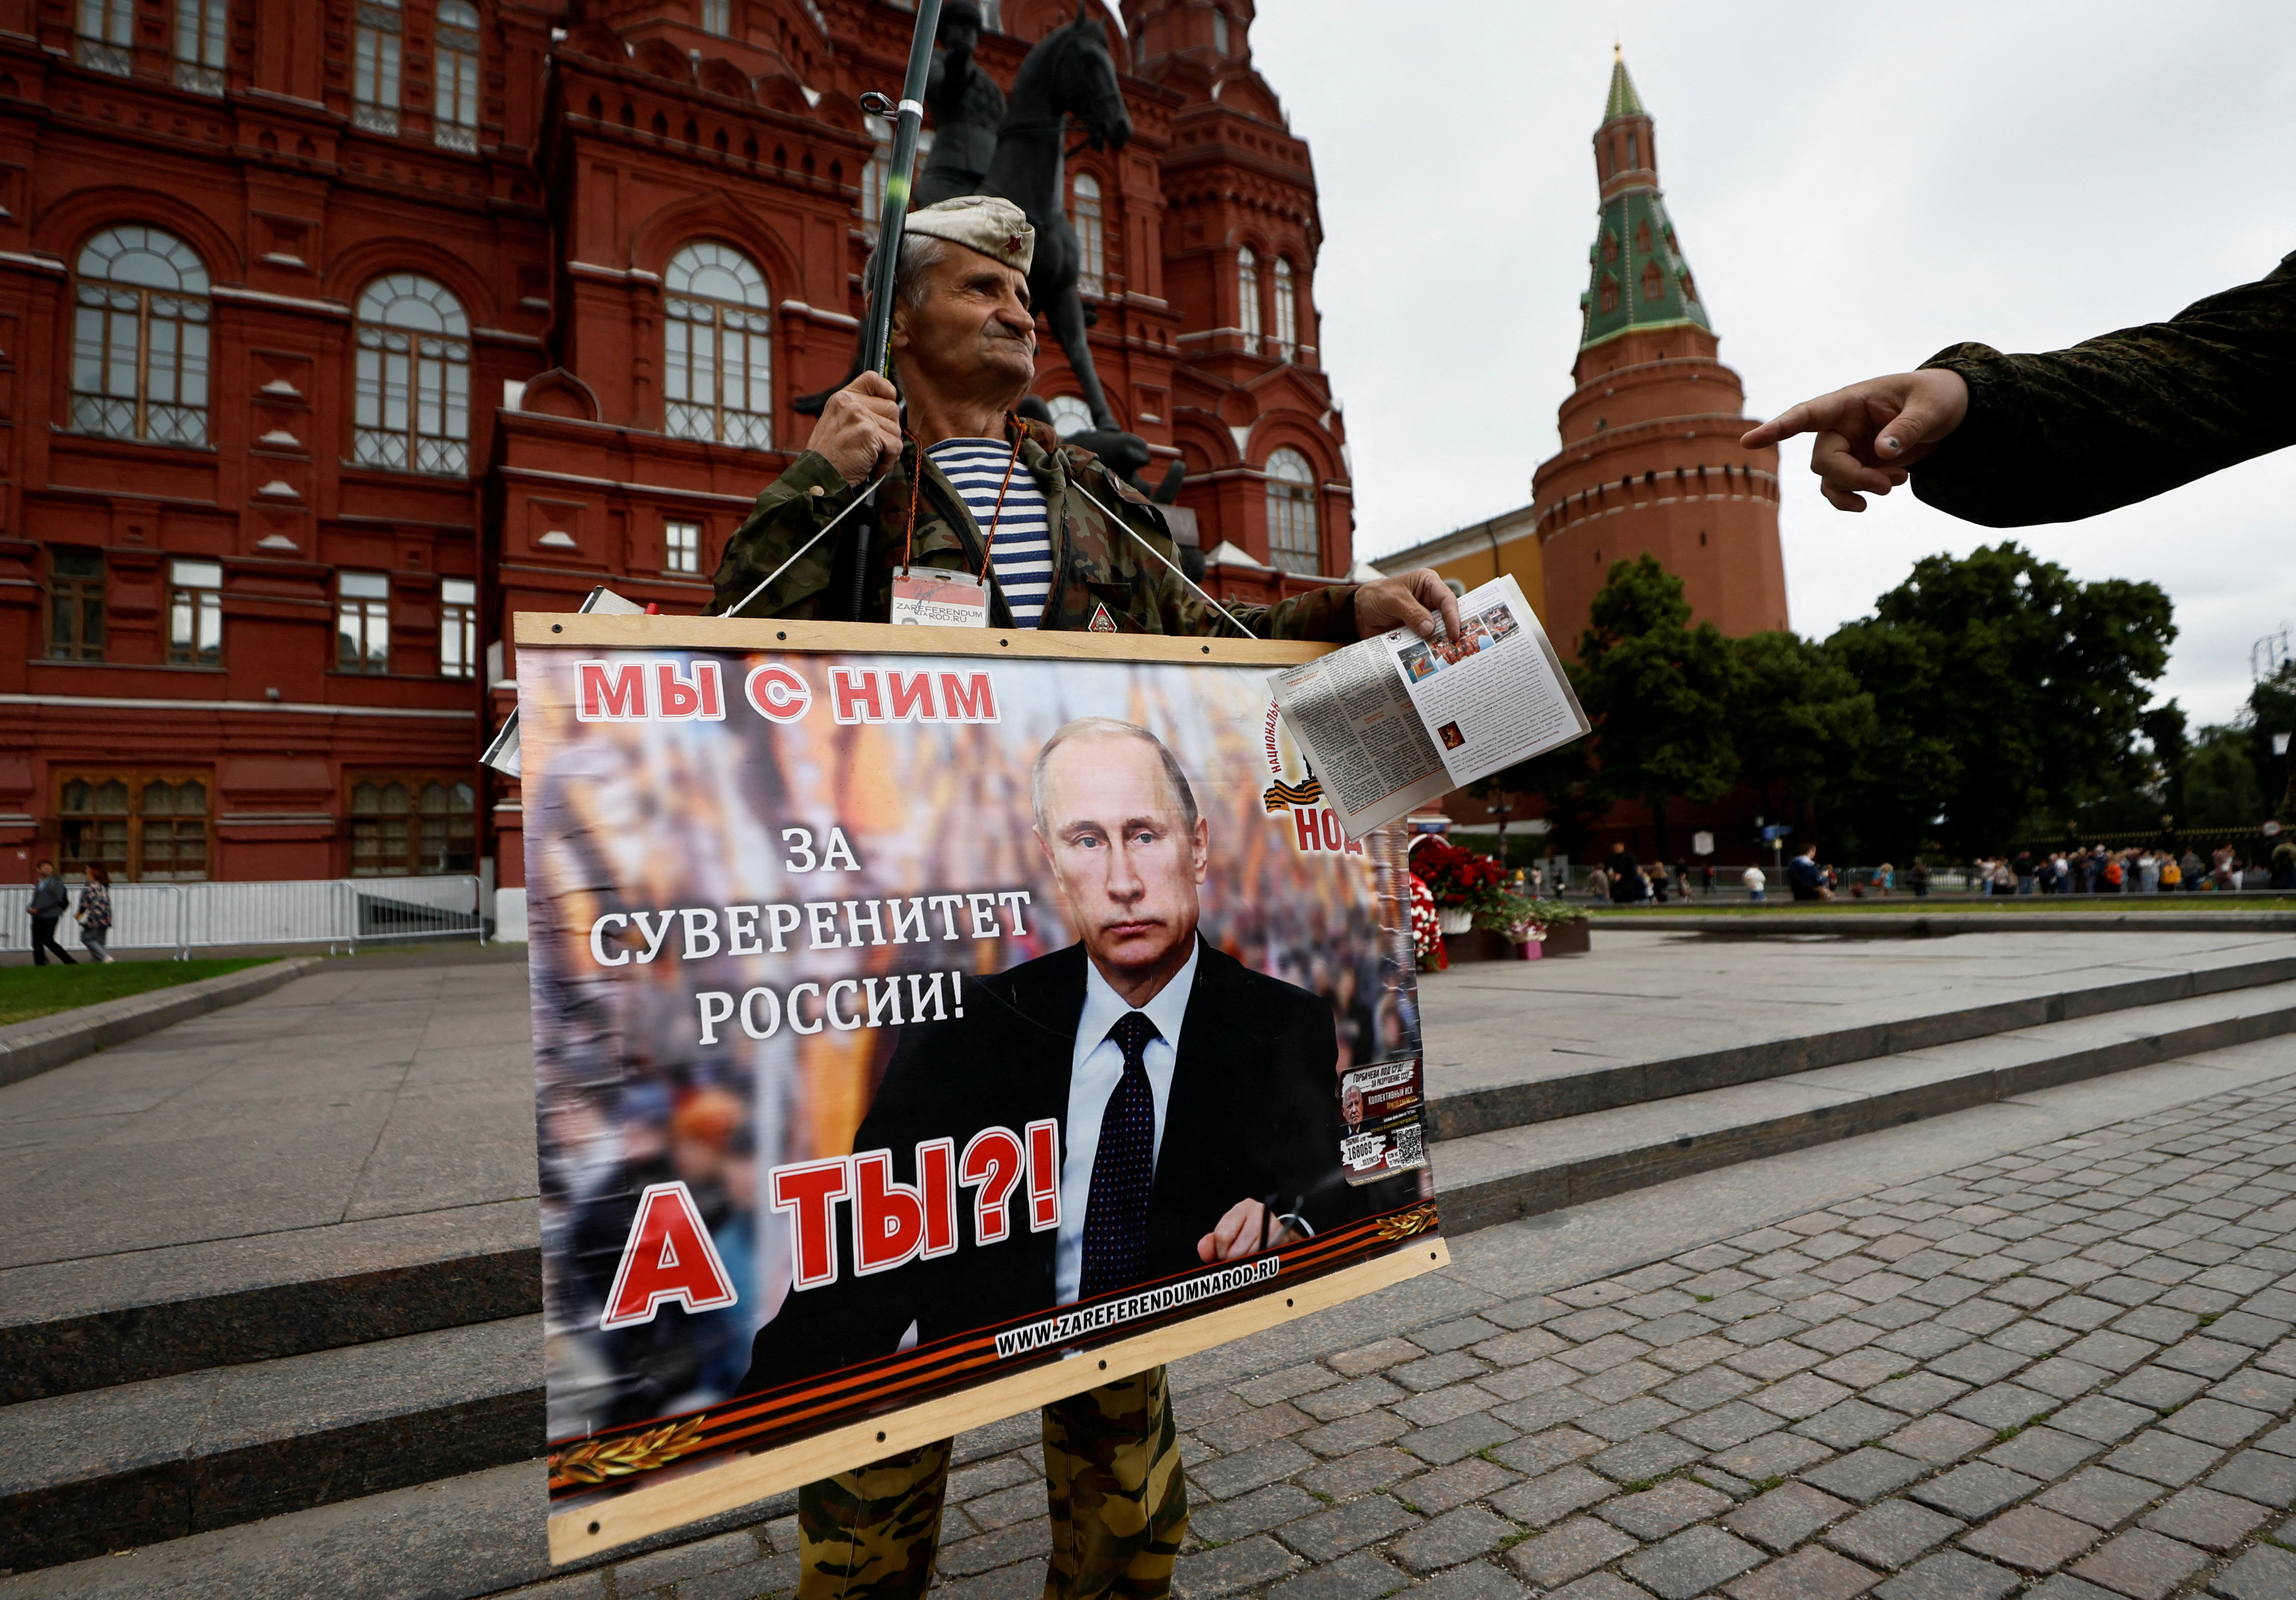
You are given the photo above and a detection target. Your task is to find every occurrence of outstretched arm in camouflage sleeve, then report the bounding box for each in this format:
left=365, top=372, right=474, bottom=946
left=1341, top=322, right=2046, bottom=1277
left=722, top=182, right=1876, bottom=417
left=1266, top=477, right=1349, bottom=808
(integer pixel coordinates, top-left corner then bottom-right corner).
left=1742, top=251, right=2296, bottom=527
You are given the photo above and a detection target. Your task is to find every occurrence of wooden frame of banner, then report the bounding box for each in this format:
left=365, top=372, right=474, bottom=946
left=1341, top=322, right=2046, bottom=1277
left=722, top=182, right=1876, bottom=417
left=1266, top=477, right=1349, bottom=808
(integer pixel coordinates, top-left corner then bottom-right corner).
left=514, top=611, right=1339, bottom=664
left=518, top=614, right=1447, bottom=1562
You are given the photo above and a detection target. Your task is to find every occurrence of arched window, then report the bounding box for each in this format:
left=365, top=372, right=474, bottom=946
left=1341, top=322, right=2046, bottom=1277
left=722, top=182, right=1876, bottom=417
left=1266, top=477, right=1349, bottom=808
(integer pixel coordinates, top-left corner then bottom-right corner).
left=1046, top=395, right=1093, bottom=438
left=353, top=274, right=471, bottom=474
left=664, top=242, right=774, bottom=448
left=1626, top=133, right=1638, bottom=168
left=1264, top=448, right=1319, bottom=575
left=433, top=0, right=480, bottom=152
left=702, top=0, right=732, bottom=34
left=1641, top=260, right=1663, bottom=301
left=354, top=0, right=403, bottom=134
left=1599, top=274, right=1619, bottom=314
left=174, top=0, right=227, bottom=93
left=1071, top=172, right=1105, bottom=299
left=1237, top=246, right=1260, bottom=351
left=1272, top=257, right=1297, bottom=362
left=1212, top=6, right=1229, bottom=54
left=71, top=227, right=212, bottom=446
left=1635, top=219, right=1651, bottom=256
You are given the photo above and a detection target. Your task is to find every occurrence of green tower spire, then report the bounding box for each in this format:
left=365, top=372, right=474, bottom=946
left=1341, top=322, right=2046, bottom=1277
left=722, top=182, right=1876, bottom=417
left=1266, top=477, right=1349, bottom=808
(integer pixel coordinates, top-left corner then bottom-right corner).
left=1603, top=45, right=1644, bottom=121
left=1578, top=50, right=1711, bottom=354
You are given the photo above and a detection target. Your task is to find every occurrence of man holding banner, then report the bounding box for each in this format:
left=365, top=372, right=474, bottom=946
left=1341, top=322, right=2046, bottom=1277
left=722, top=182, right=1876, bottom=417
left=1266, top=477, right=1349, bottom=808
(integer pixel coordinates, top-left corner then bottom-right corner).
left=706, top=196, right=1456, bottom=1600
left=708, top=195, right=1461, bottom=648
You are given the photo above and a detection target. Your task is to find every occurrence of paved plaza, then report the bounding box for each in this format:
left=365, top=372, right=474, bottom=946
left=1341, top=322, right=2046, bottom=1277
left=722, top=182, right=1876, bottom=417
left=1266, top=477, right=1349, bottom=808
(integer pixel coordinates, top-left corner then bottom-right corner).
left=11, top=940, right=2296, bottom=1599
left=1415, top=928, right=2296, bottom=1107
left=880, top=1056, right=2296, bottom=1600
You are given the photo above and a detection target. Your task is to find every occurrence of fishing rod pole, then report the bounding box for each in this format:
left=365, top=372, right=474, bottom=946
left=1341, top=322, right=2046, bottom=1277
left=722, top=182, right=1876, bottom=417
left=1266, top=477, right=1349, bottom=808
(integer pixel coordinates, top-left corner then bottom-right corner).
left=830, top=0, right=945, bottom=622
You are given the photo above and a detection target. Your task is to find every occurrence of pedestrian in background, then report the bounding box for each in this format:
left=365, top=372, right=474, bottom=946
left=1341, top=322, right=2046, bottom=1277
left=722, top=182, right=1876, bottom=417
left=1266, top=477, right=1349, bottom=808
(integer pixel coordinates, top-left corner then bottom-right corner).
left=2160, top=853, right=2183, bottom=893
left=1908, top=860, right=1930, bottom=899
left=1787, top=844, right=1829, bottom=902
left=1701, top=862, right=1716, bottom=896
left=26, top=860, right=75, bottom=966
left=1743, top=863, right=1766, bottom=903
left=1586, top=864, right=1611, bottom=903
left=76, top=865, right=114, bottom=963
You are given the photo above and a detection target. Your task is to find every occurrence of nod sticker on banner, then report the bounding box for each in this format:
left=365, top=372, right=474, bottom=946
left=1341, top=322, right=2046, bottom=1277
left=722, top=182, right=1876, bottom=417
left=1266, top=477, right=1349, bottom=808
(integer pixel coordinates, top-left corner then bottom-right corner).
left=891, top=567, right=990, bottom=628
left=1337, top=1056, right=1429, bottom=1185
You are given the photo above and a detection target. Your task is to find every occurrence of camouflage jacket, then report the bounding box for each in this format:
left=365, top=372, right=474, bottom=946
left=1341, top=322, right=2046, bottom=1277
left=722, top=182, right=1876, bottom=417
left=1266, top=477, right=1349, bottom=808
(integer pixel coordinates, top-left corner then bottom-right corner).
left=1910, top=250, right=2296, bottom=527
left=707, top=417, right=1362, bottom=640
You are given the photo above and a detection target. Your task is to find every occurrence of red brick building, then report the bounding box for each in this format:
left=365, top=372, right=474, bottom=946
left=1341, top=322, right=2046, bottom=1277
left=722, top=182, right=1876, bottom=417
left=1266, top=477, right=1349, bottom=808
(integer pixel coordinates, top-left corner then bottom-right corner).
left=0, top=0, right=1351, bottom=904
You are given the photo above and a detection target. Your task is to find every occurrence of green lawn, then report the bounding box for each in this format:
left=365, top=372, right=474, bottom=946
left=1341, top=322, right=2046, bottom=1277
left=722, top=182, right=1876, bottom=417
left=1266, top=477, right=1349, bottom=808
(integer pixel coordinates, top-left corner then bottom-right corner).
left=1608, top=897, right=2296, bottom=917
left=0, top=958, right=274, bottom=1028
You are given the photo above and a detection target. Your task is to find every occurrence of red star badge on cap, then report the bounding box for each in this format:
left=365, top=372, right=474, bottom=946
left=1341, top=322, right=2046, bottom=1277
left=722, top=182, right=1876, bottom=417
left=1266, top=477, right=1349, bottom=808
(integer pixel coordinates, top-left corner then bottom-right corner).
left=1007, top=234, right=1024, bottom=256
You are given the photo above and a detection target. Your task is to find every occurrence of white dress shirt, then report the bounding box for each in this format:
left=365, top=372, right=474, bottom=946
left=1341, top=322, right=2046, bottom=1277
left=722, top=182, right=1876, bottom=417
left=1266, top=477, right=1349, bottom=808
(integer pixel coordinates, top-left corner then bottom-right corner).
left=1053, top=939, right=1199, bottom=1306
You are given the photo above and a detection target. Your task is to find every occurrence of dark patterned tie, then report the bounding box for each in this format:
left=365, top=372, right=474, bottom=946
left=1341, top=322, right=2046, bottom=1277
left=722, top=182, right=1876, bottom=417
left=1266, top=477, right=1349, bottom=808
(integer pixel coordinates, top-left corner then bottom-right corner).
left=1079, top=1011, right=1160, bottom=1299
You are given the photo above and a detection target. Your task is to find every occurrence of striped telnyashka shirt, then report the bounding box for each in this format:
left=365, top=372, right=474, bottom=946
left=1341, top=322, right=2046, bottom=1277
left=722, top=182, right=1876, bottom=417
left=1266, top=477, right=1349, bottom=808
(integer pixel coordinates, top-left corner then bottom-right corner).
left=926, top=437, right=1054, bottom=627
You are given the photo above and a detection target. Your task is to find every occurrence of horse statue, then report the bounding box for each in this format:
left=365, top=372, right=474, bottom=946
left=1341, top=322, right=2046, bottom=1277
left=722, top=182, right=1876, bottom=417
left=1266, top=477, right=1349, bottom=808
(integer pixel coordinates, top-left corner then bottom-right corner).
left=803, top=7, right=1175, bottom=498
left=971, top=4, right=1132, bottom=438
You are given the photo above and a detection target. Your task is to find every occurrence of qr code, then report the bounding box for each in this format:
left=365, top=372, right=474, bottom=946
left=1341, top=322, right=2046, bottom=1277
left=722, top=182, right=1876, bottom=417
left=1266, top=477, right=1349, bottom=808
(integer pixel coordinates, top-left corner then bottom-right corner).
left=1392, top=1121, right=1424, bottom=1168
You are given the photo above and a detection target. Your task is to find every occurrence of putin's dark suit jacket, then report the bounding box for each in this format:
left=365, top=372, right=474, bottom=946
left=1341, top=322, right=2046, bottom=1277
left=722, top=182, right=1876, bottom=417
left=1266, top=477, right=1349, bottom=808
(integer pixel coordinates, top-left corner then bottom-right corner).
left=739, top=936, right=1359, bottom=1392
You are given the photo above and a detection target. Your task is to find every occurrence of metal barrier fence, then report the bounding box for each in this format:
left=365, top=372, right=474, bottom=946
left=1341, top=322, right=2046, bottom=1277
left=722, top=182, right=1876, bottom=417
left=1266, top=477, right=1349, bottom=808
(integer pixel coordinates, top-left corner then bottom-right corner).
left=0, top=877, right=484, bottom=957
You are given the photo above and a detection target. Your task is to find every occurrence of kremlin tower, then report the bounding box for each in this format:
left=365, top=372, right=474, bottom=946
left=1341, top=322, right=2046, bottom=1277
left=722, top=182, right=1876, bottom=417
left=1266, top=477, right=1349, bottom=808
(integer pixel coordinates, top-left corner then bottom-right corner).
left=1529, top=51, right=1789, bottom=652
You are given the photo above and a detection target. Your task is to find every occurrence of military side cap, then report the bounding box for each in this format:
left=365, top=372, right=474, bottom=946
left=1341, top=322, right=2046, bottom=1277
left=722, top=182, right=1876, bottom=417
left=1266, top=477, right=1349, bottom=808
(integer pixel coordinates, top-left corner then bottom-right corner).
left=905, top=195, right=1033, bottom=274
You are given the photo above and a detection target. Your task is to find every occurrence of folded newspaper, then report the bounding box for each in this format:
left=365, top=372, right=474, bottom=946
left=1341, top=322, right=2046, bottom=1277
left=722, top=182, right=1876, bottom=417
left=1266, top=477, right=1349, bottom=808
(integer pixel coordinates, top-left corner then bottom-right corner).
left=1267, top=573, right=1589, bottom=836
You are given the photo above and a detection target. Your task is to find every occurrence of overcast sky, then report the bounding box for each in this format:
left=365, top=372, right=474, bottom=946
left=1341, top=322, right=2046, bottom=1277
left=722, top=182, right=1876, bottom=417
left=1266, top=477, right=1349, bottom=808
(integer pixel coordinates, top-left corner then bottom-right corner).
left=1244, top=1, right=2296, bottom=731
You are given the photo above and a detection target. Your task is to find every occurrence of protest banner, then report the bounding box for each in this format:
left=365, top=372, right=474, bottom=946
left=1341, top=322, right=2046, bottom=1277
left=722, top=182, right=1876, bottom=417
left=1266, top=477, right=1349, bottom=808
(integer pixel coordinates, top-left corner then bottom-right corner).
left=515, top=615, right=1449, bottom=1562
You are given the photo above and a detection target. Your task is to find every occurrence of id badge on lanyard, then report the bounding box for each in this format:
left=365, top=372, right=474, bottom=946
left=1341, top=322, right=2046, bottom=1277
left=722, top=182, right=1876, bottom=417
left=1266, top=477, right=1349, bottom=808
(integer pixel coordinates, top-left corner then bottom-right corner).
left=889, top=566, right=991, bottom=628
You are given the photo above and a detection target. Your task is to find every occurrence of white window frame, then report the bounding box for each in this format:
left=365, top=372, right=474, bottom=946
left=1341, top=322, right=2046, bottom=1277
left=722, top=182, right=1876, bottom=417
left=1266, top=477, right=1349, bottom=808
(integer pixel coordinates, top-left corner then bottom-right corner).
left=439, top=577, right=476, bottom=678
left=354, top=0, right=403, bottom=134
left=433, top=0, right=480, bottom=151
left=168, top=558, right=224, bottom=667
left=1273, top=257, right=1297, bottom=362
left=77, top=0, right=131, bottom=75
left=353, top=274, right=472, bottom=475
left=72, top=227, right=213, bottom=447
left=173, top=0, right=227, bottom=93
left=663, top=242, right=774, bottom=450
left=1071, top=172, right=1105, bottom=299
left=337, top=571, right=391, bottom=674
left=665, top=520, right=702, bottom=575
left=1237, top=246, right=1260, bottom=351
left=1264, top=448, right=1320, bottom=576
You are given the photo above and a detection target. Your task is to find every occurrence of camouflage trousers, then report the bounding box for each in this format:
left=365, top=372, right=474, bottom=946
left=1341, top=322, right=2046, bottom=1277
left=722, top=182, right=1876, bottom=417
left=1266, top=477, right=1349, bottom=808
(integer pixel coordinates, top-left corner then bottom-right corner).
left=795, top=1365, right=1187, bottom=1600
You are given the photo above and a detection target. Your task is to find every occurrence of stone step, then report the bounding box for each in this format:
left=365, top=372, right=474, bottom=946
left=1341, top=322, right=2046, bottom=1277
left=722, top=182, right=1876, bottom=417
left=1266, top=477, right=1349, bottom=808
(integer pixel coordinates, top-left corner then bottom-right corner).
left=1423, top=947, right=2296, bottom=1140
left=0, top=1200, right=540, bottom=1405
left=0, top=1315, right=544, bottom=1574
left=1428, top=976, right=2296, bottom=1234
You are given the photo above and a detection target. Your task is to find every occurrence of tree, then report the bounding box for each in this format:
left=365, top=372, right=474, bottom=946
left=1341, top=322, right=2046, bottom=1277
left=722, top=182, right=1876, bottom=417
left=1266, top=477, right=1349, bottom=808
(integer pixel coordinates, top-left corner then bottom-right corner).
left=1726, top=630, right=1876, bottom=846
left=1574, top=556, right=1737, bottom=860
left=1825, top=543, right=2173, bottom=858
left=2244, top=662, right=2296, bottom=819
left=2186, top=725, right=2264, bottom=828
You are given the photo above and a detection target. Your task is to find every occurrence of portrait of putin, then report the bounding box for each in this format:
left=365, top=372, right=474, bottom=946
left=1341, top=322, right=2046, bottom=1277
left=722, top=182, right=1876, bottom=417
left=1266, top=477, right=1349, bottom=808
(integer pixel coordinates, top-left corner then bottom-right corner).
left=741, top=717, right=1359, bottom=1385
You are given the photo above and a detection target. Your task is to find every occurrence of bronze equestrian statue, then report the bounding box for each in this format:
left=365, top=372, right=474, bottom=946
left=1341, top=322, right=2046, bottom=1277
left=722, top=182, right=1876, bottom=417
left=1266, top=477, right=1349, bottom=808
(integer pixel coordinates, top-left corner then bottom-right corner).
left=806, top=6, right=1177, bottom=498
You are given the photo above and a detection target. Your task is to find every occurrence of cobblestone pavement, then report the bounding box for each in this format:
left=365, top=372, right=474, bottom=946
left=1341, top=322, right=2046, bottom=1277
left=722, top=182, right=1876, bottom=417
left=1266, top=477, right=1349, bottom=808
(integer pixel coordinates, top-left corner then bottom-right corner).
left=910, top=1074, right=2296, bottom=1600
